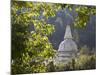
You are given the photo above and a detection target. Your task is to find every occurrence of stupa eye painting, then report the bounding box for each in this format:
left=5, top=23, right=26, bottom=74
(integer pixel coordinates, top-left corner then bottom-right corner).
left=11, top=1, right=96, bottom=74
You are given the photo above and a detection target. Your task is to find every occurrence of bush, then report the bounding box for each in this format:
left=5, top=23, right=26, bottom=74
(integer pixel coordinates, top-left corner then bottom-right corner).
left=75, top=54, right=96, bottom=70
left=53, top=54, right=96, bottom=71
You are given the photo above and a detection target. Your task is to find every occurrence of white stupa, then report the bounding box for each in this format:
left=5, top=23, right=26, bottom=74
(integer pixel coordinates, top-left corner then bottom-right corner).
left=55, top=25, right=78, bottom=64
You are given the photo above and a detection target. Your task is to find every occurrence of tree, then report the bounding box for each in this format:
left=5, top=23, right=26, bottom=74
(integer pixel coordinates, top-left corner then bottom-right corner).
left=60, top=4, right=96, bottom=28
left=11, top=1, right=61, bottom=74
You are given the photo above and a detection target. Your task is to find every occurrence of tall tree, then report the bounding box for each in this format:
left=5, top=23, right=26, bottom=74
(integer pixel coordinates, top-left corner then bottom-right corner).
left=11, top=1, right=61, bottom=74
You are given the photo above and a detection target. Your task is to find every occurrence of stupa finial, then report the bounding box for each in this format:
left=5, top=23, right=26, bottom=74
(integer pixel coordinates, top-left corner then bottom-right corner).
left=64, top=25, right=72, bottom=39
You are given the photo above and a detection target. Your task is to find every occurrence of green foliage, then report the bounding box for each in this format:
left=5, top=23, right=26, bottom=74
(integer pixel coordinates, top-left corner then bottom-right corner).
left=11, top=1, right=60, bottom=74
left=60, top=4, right=96, bottom=28
left=55, top=64, right=67, bottom=71
left=47, top=61, right=55, bottom=72
left=80, top=45, right=90, bottom=55
left=75, top=54, right=96, bottom=70
left=54, top=54, right=96, bottom=71
left=74, top=6, right=96, bottom=28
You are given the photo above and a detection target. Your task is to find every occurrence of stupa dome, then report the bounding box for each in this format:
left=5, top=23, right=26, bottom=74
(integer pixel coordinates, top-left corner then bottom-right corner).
left=58, top=39, right=78, bottom=52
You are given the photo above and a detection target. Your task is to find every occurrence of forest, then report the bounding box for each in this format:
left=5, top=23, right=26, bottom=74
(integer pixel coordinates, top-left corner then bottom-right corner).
left=11, top=1, right=96, bottom=74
